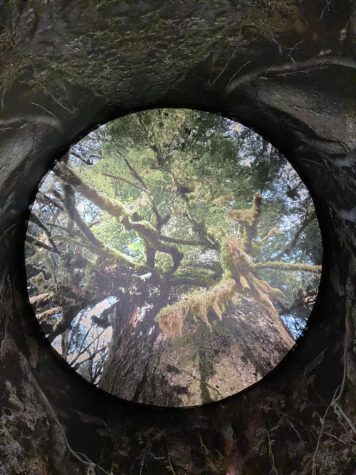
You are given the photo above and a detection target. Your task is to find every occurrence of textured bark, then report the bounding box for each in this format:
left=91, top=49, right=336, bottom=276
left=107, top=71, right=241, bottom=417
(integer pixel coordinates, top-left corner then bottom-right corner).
left=0, top=1, right=355, bottom=474
left=99, top=297, right=294, bottom=407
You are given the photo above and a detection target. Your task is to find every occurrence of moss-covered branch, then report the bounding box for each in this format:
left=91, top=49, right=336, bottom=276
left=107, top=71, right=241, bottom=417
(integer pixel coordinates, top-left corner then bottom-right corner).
left=160, top=235, right=211, bottom=247
left=123, top=158, right=168, bottom=231
left=170, top=266, right=219, bottom=288
left=228, top=192, right=262, bottom=254
left=29, top=291, right=55, bottom=308
left=62, top=183, right=139, bottom=269
left=54, top=162, right=183, bottom=269
left=255, top=262, right=322, bottom=273
left=157, top=230, right=320, bottom=339
left=168, top=168, right=219, bottom=250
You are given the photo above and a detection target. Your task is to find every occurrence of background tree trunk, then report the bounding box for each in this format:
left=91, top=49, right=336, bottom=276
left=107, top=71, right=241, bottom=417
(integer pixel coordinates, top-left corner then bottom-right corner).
left=100, top=297, right=294, bottom=406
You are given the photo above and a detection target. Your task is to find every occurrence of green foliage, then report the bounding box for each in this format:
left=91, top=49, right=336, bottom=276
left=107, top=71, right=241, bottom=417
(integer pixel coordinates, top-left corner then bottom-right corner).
left=26, top=108, right=322, bottom=368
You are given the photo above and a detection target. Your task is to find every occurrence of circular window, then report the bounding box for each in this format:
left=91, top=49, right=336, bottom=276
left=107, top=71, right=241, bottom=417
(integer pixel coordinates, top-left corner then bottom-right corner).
left=25, top=109, right=322, bottom=406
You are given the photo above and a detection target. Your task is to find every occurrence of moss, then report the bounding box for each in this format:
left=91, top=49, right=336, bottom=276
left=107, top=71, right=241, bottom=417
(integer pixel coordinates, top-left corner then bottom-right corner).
left=57, top=161, right=183, bottom=268
left=255, top=261, right=322, bottom=273
left=220, top=238, right=254, bottom=280
left=156, top=278, right=236, bottom=338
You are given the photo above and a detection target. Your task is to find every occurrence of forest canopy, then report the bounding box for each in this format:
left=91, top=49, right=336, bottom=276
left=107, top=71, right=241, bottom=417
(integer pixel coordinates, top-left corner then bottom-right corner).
left=25, top=109, right=322, bottom=406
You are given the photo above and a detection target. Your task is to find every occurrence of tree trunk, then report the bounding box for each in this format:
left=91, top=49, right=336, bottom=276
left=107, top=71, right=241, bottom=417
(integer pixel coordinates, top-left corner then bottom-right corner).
left=100, top=295, right=293, bottom=406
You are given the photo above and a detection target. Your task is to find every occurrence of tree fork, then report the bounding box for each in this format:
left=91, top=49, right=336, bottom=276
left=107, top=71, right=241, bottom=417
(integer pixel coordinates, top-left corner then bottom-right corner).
left=55, top=162, right=183, bottom=269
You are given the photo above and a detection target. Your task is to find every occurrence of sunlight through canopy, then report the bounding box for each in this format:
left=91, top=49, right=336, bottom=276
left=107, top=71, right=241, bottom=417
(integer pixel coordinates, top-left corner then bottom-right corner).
left=25, top=109, right=322, bottom=406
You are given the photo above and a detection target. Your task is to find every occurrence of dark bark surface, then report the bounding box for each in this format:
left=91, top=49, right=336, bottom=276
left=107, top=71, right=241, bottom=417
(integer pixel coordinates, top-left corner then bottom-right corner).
left=0, top=1, right=355, bottom=473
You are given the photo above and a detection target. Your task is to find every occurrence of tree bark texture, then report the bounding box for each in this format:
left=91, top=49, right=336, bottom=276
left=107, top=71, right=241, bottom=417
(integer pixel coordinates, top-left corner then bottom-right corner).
left=0, top=1, right=355, bottom=473
left=99, top=297, right=294, bottom=406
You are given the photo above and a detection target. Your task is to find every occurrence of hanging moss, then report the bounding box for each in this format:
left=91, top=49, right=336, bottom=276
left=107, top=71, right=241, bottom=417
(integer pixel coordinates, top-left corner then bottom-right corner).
left=156, top=278, right=236, bottom=338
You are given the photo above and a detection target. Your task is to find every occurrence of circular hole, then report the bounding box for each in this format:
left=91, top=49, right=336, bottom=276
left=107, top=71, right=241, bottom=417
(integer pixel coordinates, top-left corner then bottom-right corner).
left=25, top=109, right=322, bottom=407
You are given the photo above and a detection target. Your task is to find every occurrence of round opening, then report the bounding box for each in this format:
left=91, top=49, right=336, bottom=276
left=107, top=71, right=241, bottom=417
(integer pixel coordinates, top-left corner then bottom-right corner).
left=25, top=109, right=322, bottom=407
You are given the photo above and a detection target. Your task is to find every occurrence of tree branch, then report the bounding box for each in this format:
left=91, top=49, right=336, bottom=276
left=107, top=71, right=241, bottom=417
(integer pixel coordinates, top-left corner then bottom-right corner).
left=100, top=171, right=146, bottom=192
left=37, top=306, right=62, bottom=321
left=62, top=184, right=139, bottom=269
left=226, top=56, right=356, bottom=93
left=228, top=192, right=262, bottom=254
left=26, top=234, right=61, bottom=255
left=273, top=212, right=315, bottom=260
left=54, top=162, right=183, bottom=269
left=255, top=262, right=322, bottom=273
left=37, top=192, right=64, bottom=211
left=29, top=214, right=61, bottom=255
left=160, top=235, right=209, bottom=247
left=168, top=169, right=219, bottom=249
left=29, top=291, right=55, bottom=308
left=123, top=158, right=167, bottom=230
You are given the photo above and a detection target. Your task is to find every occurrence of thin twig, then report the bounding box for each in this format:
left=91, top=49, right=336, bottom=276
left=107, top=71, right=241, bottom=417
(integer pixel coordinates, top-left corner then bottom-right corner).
left=101, top=171, right=146, bottom=192
left=210, top=50, right=236, bottom=86
left=320, top=0, right=332, bottom=20
left=226, top=56, right=356, bottom=93
left=225, top=60, right=251, bottom=90
left=27, top=369, right=110, bottom=474
left=31, top=102, right=59, bottom=121
left=139, top=452, right=145, bottom=475
left=323, top=431, right=347, bottom=445
left=266, top=429, right=279, bottom=475
left=166, top=450, right=176, bottom=475
left=26, top=234, right=61, bottom=255
left=333, top=404, right=356, bottom=435
left=311, top=386, right=339, bottom=475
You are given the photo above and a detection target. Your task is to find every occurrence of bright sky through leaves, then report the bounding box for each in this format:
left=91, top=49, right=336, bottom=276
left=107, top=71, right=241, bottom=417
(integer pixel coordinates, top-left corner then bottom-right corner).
left=25, top=109, right=322, bottom=406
